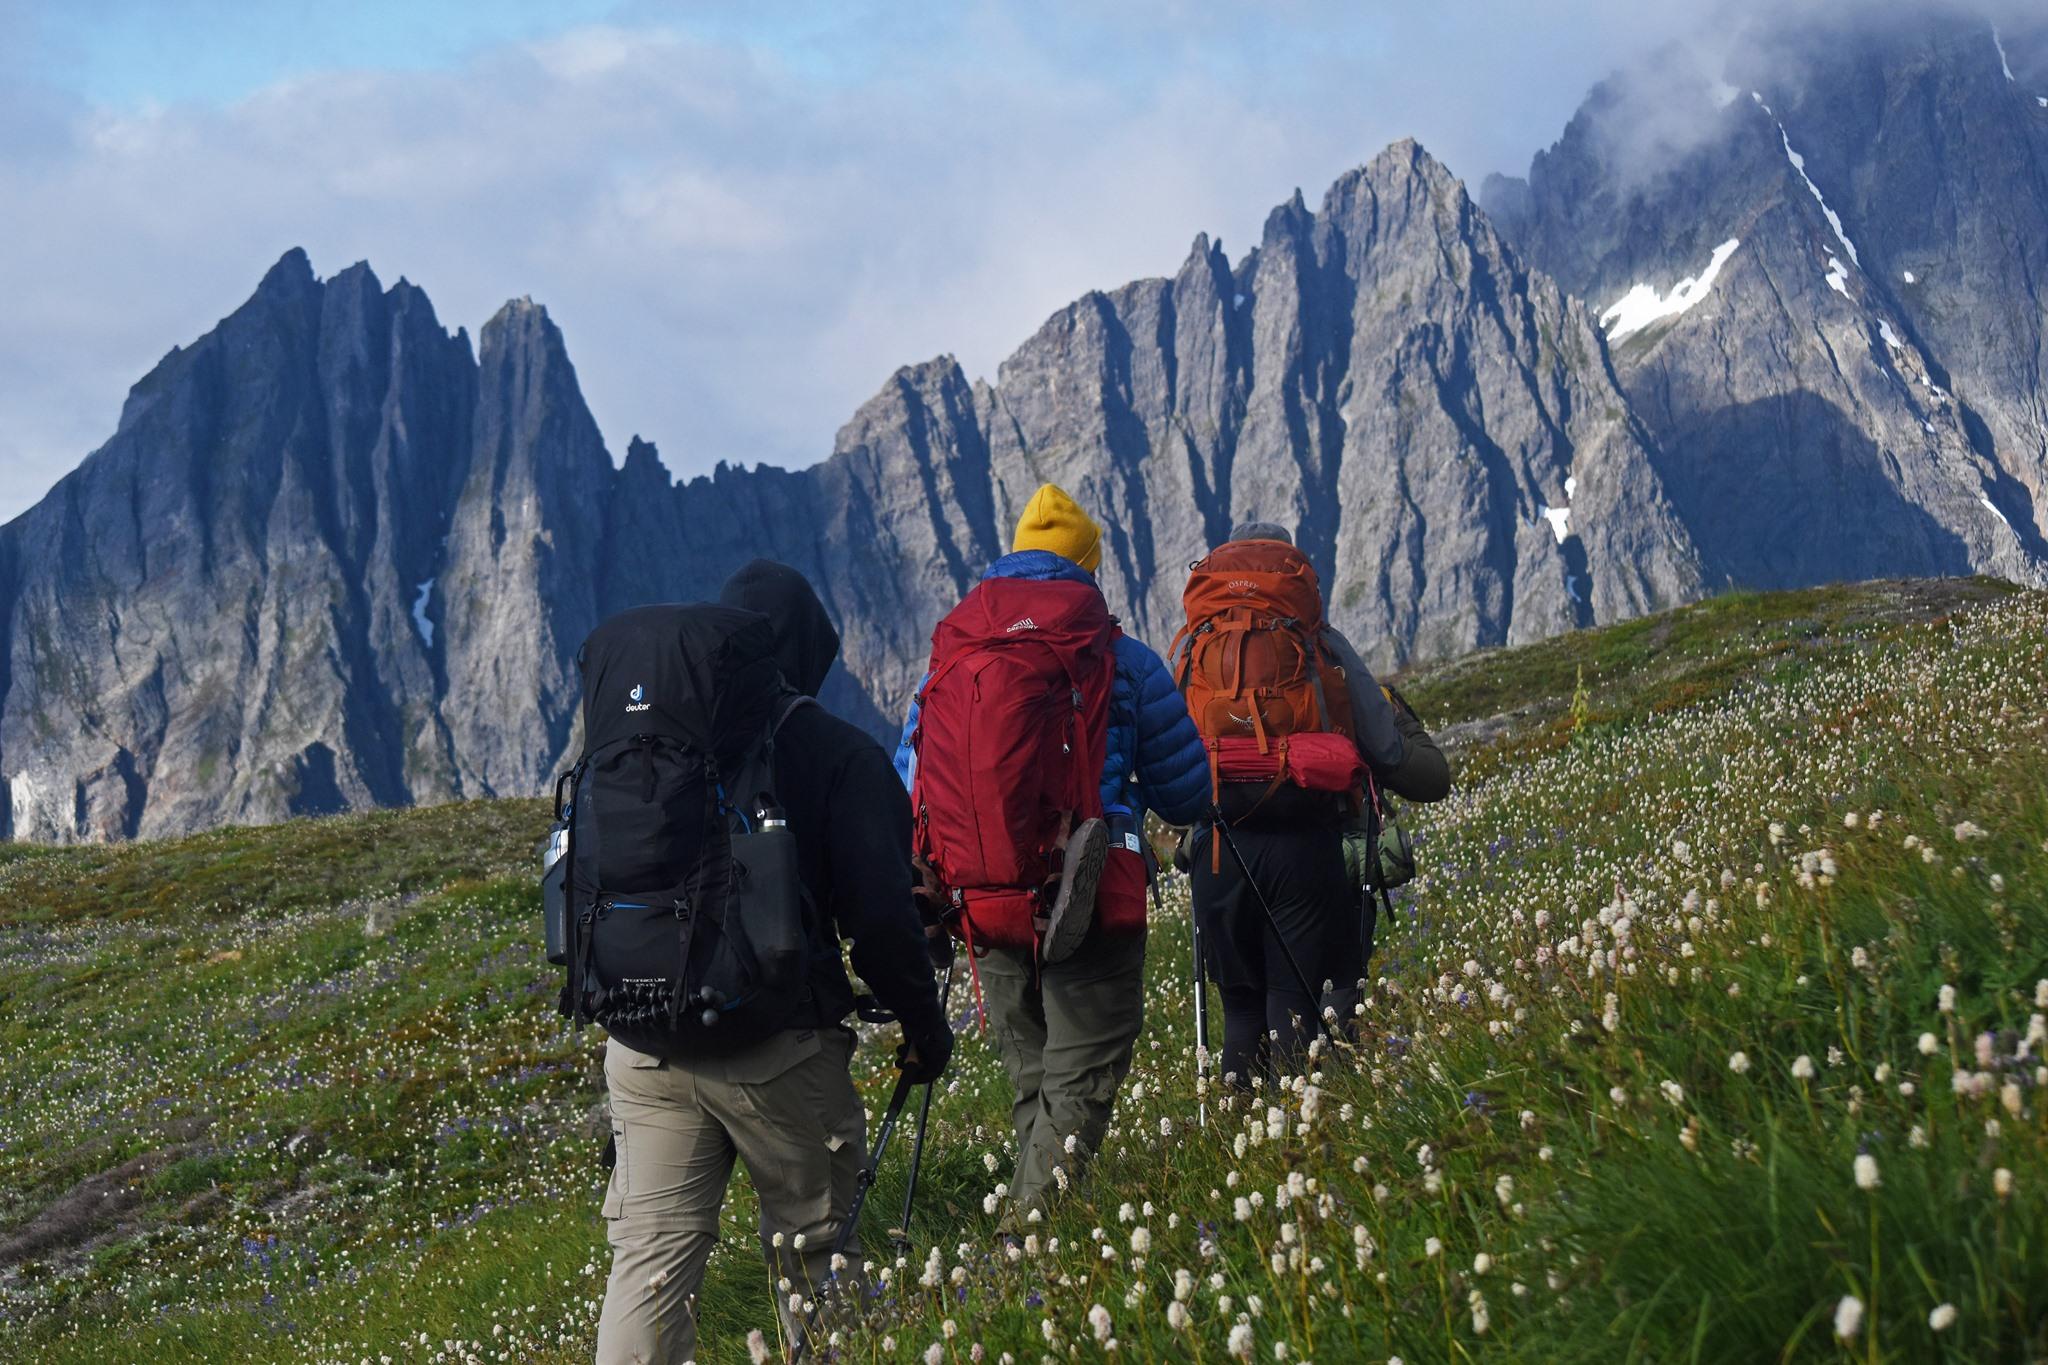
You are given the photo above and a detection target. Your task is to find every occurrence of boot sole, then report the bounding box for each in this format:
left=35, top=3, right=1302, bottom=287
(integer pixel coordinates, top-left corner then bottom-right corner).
left=1040, top=818, right=1107, bottom=965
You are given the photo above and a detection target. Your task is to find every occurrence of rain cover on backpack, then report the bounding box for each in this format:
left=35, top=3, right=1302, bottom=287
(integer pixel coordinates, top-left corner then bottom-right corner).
left=909, top=578, right=1118, bottom=951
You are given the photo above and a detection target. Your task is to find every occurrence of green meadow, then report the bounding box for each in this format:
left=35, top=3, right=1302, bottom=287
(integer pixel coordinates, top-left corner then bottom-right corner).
left=2, top=578, right=2043, bottom=1363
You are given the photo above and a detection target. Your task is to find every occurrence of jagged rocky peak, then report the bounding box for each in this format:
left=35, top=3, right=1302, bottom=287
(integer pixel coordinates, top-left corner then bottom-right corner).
left=966, top=135, right=1699, bottom=672
left=0, top=248, right=481, bottom=841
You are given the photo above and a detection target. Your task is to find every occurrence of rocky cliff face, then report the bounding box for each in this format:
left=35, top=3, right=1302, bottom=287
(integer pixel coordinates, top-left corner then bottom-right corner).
left=2, top=142, right=1701, bottom=839
left=1482, top=12, right=2048, bottom=592
left=970, top=142, right=1701, bottom=671
left=0, top=252, right=477, bottom=839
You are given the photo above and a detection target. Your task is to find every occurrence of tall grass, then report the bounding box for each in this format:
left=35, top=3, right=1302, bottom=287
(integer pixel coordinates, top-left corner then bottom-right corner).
left=2, top=582, right=2042, bottom=1363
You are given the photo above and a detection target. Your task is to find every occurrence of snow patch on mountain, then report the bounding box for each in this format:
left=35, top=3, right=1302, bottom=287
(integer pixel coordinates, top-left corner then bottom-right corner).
left=1994, top=28, right=2015, bottom=82
left=1980, top=495, right=2013, bottom=531
left=1778, top=124, right=1860, bottom=267
left=412, top=578, right=436, bottom=648
left=1825, top=257, right=1851, bottom=296
left=1599, top=238, right=1741, bottom=342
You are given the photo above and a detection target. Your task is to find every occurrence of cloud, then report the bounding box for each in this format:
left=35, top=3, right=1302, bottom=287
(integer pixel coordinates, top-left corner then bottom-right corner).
left=0, top=0, right=2016, bottom=521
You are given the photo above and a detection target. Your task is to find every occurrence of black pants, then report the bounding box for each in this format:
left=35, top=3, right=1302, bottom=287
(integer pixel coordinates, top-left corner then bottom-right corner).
left=1191, top=821, right=1361, bottom=1086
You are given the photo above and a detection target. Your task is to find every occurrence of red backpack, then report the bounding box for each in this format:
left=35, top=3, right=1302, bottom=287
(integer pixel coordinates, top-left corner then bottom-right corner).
left=910, top=577, right=1118, bottom=956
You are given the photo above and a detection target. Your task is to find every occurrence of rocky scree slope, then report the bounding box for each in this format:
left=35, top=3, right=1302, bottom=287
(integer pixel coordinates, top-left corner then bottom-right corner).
left=0, top=143, right=1698, bottom=841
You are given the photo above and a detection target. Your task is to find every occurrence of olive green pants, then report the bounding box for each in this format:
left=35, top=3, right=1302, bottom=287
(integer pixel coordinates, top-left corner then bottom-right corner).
left=978, top=929, right=1146, bottom=1222
left=594, top=1028, right=866, bottom=1365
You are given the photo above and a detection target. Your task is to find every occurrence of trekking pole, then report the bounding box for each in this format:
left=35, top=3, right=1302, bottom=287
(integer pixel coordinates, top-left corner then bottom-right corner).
left=792, top=1068, right=916, bottom=1363
left=1192, top=911, right=1210, bottom=1128
left=893, top=955, right=957, bottom=1255
left=1208, top=809, right=1328, bottom=1024
left=836, top=1072, right=914, bottom=1261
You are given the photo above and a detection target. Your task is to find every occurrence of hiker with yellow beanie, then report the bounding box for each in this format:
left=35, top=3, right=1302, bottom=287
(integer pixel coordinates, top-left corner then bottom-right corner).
left=890, top=484, right=1207, bottom=1221
left=1011, top=482, right=1104, bottom=573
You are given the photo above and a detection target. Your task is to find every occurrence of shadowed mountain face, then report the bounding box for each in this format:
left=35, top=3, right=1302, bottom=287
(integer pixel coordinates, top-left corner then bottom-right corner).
left=1482, top=11, right=2048, bottom=592
left=0, top=142, right=1700, bottom=840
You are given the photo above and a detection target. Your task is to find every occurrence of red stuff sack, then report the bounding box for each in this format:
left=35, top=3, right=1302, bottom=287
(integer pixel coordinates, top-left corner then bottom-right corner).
left=1208, top=732, right=1365, bottom=793
left=910, top=578, right=1119, bottom=951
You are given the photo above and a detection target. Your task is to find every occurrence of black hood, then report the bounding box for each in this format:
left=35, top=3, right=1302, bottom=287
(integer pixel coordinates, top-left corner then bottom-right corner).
left=717, top=559, right=840, bottom=698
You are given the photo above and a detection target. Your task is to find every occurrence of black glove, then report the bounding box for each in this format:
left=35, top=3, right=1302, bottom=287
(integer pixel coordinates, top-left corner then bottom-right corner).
left=897, top=1019, right=954, bottom=1085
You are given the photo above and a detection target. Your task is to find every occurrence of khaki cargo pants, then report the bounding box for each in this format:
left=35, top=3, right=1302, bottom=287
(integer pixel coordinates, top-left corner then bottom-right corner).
left=978, top=928, right=1146, bottom=1222
left=594, top=1027, right=866, bottom=1365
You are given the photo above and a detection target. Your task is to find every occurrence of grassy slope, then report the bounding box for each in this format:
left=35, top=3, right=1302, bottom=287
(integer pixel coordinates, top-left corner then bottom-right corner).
left=1, top=579, right=2043, bottom=1363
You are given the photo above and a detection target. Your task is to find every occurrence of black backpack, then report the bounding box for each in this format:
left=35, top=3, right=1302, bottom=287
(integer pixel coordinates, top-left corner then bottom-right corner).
left=542, top=604, right=816, bottom=1052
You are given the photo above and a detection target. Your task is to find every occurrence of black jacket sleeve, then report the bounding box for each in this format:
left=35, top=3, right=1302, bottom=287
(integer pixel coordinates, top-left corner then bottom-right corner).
left=825, top=744, right=947, bottom=1043
left=1377, top=689, right=1451, bottom=803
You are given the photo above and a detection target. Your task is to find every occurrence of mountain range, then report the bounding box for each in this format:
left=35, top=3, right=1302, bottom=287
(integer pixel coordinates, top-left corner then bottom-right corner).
left=4, top=8, right=2044, bottom=841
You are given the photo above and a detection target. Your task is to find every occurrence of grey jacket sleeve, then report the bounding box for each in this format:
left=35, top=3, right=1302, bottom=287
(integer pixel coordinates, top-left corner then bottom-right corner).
left=1321, top=627, right=1406, bottom=770
left=1379, top=697, right=1452, bottom=803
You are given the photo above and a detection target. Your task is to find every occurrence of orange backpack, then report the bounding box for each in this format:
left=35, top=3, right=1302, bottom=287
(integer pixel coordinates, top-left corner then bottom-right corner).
left=1169, top=540, right=1357, bottom=831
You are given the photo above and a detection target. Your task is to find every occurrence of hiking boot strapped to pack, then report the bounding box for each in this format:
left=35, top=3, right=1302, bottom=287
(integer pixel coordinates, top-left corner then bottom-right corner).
left=908, top=576, right=1120, bottom=985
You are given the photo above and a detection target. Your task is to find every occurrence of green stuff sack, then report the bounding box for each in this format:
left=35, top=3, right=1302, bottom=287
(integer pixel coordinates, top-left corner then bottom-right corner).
left=1371, top=796, right=1415, bottom=892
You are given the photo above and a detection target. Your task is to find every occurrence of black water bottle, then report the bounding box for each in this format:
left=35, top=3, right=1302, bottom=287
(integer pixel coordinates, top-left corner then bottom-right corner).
left=732, top=797, right=806, bottom=994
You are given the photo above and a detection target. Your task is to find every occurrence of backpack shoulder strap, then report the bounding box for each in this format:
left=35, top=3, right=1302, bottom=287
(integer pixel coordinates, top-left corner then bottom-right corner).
left=774, top=693, right=817, bottom=732
left=723, top=692, right=816, bottom=819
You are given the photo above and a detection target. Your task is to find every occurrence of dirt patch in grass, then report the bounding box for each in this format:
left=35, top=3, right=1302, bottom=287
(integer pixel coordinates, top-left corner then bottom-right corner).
left=0, top=1145, right=198, bottom=1267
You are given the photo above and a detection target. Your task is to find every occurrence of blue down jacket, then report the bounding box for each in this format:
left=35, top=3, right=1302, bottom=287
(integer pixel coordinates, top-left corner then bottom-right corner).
left=892, top=550, right=1209, bottom=826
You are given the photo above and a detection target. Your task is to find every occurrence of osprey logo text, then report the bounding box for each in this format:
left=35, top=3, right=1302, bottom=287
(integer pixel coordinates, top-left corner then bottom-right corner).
left=1005, top=616, right=1039, bottom=633
left=1227, top=579, right=1259, bottom=592
left=626, top=683, right=651, bottom=714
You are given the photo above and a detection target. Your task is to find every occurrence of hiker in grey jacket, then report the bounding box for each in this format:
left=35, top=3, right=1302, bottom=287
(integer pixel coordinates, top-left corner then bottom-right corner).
left=1183, top=522, right=1451, bottom=1084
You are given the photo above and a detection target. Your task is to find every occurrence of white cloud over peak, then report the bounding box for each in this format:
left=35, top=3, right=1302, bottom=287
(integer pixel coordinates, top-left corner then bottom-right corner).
left=7, top=0, right=2018, bottom=521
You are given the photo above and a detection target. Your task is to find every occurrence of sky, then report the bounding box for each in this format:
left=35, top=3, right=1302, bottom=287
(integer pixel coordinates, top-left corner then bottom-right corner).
left=0, top=0, right=1940, bottom=521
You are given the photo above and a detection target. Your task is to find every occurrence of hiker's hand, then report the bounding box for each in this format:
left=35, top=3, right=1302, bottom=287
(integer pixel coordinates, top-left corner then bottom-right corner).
left=911, top=856, right=948, bottom=922
left=924, top=923, right=954, bottom=969
left=897, top=1021, right=954, bottom=1084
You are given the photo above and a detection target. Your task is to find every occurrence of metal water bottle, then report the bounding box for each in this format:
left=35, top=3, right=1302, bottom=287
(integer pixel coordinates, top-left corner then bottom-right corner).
left=542, top=818, right=571, bottom=966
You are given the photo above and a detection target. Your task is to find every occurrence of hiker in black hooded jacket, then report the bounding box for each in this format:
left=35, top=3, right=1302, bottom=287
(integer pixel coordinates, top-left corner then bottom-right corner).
left=594, top=560, right=951, bottom=1365
left=719, top=558, right=948, bottom=1032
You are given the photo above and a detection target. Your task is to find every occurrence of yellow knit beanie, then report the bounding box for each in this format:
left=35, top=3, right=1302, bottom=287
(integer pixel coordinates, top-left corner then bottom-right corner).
left=1012, top=483, right=1103, bottom=573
